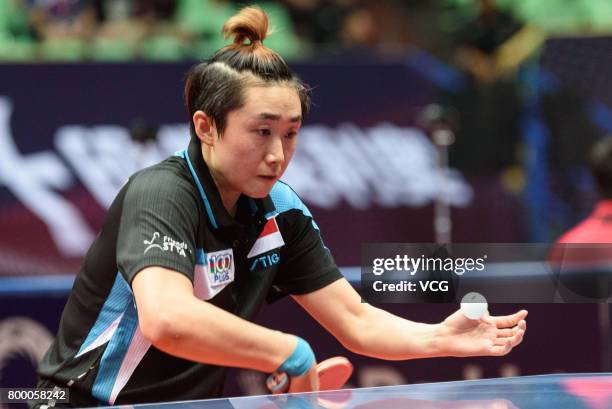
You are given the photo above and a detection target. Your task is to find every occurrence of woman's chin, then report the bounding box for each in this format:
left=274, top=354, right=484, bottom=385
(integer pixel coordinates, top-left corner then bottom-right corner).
left=246, top=180, right=276, bottom=198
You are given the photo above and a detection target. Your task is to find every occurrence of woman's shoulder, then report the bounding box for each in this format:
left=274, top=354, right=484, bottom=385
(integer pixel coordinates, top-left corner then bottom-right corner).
left=269, top=181, right=309, bottom=213
left=125, top=156, right=197, bottom=202
left=269, top=181, right=319, bottom=229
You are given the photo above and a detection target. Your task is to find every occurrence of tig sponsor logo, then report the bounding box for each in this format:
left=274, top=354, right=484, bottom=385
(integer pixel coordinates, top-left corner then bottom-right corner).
left=250, top=252, right=280, bottom=271
left=207, top=249, right=234, bottom=286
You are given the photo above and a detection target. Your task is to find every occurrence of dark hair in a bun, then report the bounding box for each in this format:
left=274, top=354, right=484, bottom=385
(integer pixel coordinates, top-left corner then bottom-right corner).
left=184, top=6, right=310, bottom=138
left=222, top=6, right=269, bottom=46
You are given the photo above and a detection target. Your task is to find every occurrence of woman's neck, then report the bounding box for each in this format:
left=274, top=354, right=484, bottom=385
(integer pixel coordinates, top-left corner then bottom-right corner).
left=201, top=146, right=240, bottom=217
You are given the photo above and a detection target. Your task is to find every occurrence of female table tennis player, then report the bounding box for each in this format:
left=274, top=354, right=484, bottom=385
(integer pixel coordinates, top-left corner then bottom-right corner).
left=33, top=6, right=527, bottom=408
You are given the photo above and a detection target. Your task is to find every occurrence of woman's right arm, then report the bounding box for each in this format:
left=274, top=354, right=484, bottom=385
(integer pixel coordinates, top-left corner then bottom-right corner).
left=132, top=266, right=318, bottom=391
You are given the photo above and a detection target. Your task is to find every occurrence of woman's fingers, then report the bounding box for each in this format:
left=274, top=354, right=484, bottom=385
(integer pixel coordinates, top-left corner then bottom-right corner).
left=490, top=339, right=513, bottom=356
left=494, top=328, right=525, bottom=348
left=496, top=320, right=527, bottom=337
left=491, top=310, right=528, bottom=328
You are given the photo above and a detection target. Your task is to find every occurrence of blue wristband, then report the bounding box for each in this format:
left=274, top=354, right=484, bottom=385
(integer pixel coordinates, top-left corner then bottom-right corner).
left=277, top=337, right=315, bottom=377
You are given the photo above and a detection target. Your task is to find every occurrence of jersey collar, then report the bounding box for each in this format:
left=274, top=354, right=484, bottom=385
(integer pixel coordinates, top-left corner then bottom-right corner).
left=185, top=138, right=277, bottom=229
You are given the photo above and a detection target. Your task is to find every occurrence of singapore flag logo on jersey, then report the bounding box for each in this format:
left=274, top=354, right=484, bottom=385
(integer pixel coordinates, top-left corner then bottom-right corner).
left=247, top=216, right=285, bottom=258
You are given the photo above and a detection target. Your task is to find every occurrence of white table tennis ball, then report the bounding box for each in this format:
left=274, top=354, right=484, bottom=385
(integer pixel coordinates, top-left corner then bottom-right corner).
left=460, top=292, right=488, bottom=320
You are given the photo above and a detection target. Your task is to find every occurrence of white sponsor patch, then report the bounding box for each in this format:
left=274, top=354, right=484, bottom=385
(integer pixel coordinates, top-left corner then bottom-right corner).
left=193, top=248, right=235, bottom=300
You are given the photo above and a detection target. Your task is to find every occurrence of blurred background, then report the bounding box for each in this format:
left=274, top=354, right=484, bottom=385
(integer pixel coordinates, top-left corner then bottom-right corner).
left=1, top=0, right=611, bottom=403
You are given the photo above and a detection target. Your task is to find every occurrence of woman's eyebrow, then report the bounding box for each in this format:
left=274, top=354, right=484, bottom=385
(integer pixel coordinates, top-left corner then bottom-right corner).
left=256, top=112, right=302, bottom=122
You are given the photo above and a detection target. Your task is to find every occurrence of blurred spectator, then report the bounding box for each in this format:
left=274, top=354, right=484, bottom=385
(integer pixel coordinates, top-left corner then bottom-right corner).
left=557, top=137, right=612, bottom=244
left=94, top=1, right=149, bottom=39
left=82, top=0, right=303, bottom=61
left=339, top=3, right=378, bottom=48
left=549, top=136, right=612, bottom=349
left=92, top=0, right=194, bottom=60
left=446, top=0, right=526, bottom=172
left=542, top=83, right=599, bottom=235
left=284, top=0, right=358, bottom=47
left=284, top=0, right=407, bottom=51
left=27, top=0, right=96, bottom=59
left=1, top=0, right=442, bottom=61
left=91, top=0, right=147, bottom=59
left=28, top=0, right=96, bottom=41
left=454, top=0, right=522, bottom=83
left=2, top=0, right=303, bottom=61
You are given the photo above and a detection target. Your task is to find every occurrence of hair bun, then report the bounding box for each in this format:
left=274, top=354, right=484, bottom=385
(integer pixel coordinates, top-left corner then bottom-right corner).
left=222, top=6, right=270, bottom=46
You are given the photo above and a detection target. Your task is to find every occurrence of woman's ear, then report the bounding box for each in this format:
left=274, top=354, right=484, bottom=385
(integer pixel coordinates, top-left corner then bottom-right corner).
left=193, top=111, right=217, bottom=146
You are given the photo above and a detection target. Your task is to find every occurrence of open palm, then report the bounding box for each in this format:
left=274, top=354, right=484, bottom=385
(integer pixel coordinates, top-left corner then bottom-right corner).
left=437, top=309, right=528, bottom=357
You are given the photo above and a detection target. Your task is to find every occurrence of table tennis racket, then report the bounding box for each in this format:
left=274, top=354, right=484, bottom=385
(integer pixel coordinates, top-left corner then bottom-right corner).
left=266, top=356, right=353, bottom=394
left=316, top=357, right=354, bottom=409
left=317, top=356, right=353, bottom=391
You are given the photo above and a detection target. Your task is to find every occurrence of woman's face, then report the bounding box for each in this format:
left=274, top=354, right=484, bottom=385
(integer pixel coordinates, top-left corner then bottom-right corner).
left=204, top=84, right=302, bottom=200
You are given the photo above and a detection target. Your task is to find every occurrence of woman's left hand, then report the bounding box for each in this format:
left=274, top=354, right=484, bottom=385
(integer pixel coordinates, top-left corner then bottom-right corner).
left=436, top=309, right=528, bottom=357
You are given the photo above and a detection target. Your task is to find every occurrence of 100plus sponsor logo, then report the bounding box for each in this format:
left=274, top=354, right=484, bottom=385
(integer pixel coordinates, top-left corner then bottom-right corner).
left=207, top=249, right=234, bottom=286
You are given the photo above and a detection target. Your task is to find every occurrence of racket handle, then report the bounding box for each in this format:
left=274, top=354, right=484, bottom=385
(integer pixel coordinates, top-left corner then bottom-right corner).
left=266, top=371, right=289, bottom=394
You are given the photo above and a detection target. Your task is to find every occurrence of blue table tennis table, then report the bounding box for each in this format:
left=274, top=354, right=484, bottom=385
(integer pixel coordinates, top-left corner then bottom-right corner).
left=100, top=373, right=611, bottom=409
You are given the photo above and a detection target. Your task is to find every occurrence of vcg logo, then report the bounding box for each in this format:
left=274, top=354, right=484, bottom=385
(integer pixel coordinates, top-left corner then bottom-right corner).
left=207, top=250, right=234, bottom=286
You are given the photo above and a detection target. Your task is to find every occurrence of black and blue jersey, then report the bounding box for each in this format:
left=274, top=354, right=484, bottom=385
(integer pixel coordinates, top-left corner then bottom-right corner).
left=35, top=138, right=342, bottom=407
